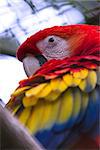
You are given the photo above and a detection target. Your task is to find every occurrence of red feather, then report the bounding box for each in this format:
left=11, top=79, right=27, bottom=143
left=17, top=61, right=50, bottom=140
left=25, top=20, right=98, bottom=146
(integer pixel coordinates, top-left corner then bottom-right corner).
left=19, top=55, right=99, bottom=87
left=17, top=24, right=99, bottom=61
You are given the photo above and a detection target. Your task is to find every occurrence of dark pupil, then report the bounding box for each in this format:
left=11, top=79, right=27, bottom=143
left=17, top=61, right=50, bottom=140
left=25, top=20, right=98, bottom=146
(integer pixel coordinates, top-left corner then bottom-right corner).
left=48, top=37, right=54, bottom=42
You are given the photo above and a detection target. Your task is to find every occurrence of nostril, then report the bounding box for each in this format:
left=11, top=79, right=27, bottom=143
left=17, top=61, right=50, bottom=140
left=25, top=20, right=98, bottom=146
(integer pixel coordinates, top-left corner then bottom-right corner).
left=48, top=37, right=54, bottom=42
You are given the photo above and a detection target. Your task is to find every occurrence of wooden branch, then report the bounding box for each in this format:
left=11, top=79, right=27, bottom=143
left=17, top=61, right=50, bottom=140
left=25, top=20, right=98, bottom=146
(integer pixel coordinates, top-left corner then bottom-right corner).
left=0, top=104, right=44, bottom=150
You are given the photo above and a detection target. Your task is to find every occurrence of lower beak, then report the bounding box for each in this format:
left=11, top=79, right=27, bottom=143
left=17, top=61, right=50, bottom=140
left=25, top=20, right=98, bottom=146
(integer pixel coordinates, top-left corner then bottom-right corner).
left=23, top=54, right=47, bottom=77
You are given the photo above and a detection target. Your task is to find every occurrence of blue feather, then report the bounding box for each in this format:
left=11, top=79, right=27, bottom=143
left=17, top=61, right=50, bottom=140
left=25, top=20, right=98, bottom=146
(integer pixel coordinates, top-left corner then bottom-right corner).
left=81, top=86, right=100, bottom=132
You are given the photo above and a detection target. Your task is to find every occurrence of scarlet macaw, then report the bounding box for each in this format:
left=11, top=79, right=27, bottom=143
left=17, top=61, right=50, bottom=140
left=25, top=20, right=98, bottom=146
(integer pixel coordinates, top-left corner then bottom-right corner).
left=6, top=24, right=100, bottom=149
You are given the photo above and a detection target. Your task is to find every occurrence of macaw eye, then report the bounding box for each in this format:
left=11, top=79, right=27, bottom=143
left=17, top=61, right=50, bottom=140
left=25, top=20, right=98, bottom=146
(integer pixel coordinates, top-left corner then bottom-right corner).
left=48, top=37, right=55, bottom=42
left=46, top=36, right=56, bottom=44
left=36, top=35, right=70, bottom=60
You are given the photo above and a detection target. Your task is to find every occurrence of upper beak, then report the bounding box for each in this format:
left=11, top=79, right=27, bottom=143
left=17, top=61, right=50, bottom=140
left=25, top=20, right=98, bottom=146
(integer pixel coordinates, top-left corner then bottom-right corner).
left=22, top=54, right=47, bottom=77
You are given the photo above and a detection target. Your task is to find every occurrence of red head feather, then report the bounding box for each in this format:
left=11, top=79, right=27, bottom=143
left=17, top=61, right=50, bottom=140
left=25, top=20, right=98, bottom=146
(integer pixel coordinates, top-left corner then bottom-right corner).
left=17, top=24, right=99, bottom=61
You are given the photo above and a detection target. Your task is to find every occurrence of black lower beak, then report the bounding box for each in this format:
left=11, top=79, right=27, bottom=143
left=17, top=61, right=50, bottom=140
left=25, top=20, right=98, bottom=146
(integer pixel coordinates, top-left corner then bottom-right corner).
left=35, top=55, right=47, bottom=66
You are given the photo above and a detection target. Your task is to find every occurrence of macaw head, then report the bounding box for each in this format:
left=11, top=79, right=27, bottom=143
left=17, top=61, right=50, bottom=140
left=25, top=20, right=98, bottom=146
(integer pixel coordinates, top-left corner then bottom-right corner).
left=17, top=24, right=99, bottom=76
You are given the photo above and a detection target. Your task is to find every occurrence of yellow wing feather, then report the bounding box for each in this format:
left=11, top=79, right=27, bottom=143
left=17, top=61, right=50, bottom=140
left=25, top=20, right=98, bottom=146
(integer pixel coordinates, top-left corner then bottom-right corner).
left=26, top=83, right=47, bottom=96
left=7, top=69, right=98, bottom=135
left=26, top=101, right=44, bottom=134
left=71, top=88, right=81, bottom=118
left=23, top=96, right=38, bottom=107
left=37, top=84, right=52, bottom=98
left=72, top=68, right=88, bottom=79
left=18, top=107, right=32, bottom=125
left=79, top=70, right=97, bottom=92
left=57, top=88, right=73, bottom=124
left=12, top=86, right=31, bottom=96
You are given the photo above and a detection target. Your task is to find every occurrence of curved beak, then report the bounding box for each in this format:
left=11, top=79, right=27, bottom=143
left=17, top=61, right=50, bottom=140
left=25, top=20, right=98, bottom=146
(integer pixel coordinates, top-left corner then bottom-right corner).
left=22, top=54, right=47, bottom=77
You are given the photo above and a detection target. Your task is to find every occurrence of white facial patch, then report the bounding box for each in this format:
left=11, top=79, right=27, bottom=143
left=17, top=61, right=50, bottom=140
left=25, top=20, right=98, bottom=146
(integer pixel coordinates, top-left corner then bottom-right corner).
left=36, top=35, right=70, bottom=60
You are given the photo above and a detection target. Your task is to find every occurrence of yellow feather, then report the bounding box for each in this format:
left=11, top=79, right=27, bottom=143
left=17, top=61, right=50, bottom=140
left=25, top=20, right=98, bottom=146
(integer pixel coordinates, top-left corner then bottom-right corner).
left=39, top=102, right=52, bottom=129
left=12, top=86, right=30, bottom=96
left=37, top=84, right=52, bottom=98
left=63, top=74, right=73, bottom=86
left=57, top=89, right=73, bottom=123
left=73, top=78, right=81, bottom=86
left=26, top=83, right=47, bottom=97
left=87, top=70, right=97, bottom=88
left=26, top=101, right=44, bottom=134
left=73, top=69, right=88, bottom=79
left=50, top=78, right=60, bottom=91
left=58, top=78, right=68, bottom=92
left=18, top=107, right=32, bottom=125
left=72, top=88, right=81, bottom=117
left=46, top=100, right=61, bottom=128
left=50, top=78, right=67, bottom=92
left=40, top=100, right=60, bottom=130
left=79, top=79, right=86, bottom=92
left=80, top=69, right=88, bottom=79
left=76, top=92, right=89, bottom=123
left=72, top=71, right=81, bottom=79
left=63, top=73, right=81, bottom=87
left=23, top=96, right=38, bottom=107
left=45, top=91, right=61, bottom=101
left=44, top=78, right=67, bottom=101
left=79, top=70, right=97, bottom=92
